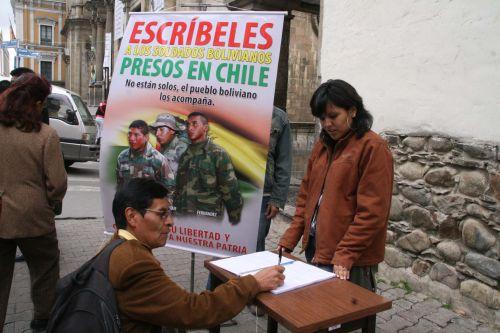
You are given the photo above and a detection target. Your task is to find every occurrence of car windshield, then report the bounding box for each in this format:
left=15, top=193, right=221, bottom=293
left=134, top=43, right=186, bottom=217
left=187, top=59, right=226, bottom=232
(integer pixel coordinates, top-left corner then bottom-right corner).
left=45, top=93, right=74, bottom=123
left=72, top=94, right=94, bottom=126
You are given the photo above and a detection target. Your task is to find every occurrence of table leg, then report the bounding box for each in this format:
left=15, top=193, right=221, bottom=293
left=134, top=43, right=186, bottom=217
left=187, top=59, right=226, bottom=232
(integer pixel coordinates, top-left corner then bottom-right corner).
left=362, top=315, right=376, bottom=333
left=267, top=317, right=278, bottom=333
left=208, top=273, right=223, bottom=333
left=209, top=326, right=220, bottom=333
left=208, top=272, right=223, bottom=291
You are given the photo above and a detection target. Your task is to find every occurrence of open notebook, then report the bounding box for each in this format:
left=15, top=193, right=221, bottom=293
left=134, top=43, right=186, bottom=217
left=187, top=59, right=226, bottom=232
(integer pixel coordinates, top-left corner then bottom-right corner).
left=211, top=251, right=335, bottom=294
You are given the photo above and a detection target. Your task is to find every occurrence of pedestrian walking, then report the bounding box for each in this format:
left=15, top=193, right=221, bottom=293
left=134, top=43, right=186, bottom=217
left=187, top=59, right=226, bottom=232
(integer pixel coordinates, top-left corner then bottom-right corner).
left=95, top=101, right=106, bottom=145
left=0, top=73, right=68, bottom=332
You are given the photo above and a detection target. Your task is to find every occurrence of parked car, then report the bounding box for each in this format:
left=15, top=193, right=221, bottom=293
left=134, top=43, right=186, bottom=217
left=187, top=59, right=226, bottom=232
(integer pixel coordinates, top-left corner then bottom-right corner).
left=45, top=85, right=99, bottom=167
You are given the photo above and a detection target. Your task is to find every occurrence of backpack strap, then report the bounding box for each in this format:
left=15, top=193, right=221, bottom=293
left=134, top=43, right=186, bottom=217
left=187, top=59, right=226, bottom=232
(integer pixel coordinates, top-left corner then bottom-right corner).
left=93, top=238, right=126, bottom=278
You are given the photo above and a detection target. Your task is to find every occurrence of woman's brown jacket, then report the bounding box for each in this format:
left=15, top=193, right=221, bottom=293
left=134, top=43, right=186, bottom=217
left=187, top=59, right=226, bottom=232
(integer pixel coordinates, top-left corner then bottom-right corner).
left=279, top=130, right=393, bottom=270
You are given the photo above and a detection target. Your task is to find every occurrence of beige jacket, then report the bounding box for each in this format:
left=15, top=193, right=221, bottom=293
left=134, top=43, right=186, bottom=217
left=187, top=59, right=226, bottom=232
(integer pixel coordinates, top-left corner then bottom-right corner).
left=0, top=123, right=67, bottom=238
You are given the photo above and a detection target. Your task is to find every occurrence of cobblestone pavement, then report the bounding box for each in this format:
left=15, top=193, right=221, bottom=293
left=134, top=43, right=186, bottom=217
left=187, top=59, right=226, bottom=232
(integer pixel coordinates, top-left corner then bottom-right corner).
left=3, top=216, right=496, bottom=333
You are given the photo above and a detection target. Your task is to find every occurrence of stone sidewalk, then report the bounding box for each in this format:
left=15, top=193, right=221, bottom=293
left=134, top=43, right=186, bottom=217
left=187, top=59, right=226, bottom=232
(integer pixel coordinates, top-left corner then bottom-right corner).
left=3, top=216, right=496, bottom=333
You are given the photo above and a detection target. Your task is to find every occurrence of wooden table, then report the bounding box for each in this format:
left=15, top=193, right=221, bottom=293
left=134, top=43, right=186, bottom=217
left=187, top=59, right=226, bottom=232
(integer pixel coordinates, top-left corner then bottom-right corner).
left=205, top=258, right=391, bottom=333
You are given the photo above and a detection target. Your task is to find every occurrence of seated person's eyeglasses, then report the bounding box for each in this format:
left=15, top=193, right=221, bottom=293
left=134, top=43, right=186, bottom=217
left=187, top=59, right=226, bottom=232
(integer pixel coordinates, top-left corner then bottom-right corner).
left=145, top=208, right=173, bottom=220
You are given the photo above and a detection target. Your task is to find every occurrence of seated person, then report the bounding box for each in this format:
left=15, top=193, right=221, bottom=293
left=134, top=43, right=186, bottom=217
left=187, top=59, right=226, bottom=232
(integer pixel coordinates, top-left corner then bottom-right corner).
left=110, top=178, right=285, bottom=332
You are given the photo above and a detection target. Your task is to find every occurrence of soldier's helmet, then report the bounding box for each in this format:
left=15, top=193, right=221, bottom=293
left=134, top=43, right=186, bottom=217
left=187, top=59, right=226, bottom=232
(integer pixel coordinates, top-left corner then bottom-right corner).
left=150, top=113, right=178, bottom=131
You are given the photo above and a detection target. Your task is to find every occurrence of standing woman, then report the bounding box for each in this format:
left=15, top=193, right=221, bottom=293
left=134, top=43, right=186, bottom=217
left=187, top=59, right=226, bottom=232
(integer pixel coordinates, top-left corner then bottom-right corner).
left=278, top=79, right=393, bottom=291
left=0, top=74, right=67, bottom=331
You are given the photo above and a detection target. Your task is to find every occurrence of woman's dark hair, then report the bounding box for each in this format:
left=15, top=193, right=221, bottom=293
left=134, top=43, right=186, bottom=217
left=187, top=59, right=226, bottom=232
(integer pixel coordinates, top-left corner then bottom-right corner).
left=112, top=178, right=168, bottom=229
left=10, top=66, right=34, bottom=78
left=0, top=73, right=51, bottom=132
left=96, top=105, right=106, bottom=117
left=310, top=79, right=373, bottom=138
left=0, top=80, right=10, bottom=94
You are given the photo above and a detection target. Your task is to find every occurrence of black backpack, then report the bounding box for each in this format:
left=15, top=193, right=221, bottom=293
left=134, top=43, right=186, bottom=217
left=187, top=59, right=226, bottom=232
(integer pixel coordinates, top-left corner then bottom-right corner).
left=47, top=239, right=125, bottom=333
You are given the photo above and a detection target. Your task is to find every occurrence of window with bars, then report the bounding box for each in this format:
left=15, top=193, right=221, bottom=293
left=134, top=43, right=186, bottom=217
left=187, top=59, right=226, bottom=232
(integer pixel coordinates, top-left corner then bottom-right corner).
left=40, top=61, right=52, bottom=81
left=40, top=25, right=53, bottom=45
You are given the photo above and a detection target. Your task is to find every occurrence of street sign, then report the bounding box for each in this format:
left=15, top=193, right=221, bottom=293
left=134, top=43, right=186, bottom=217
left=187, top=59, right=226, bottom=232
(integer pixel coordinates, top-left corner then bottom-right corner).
left=17, top=48, right=40, bottom=59
left=0, top=40, right=18, bottom=49
left=114, top=0, right=124, bottom=40
left=103, top=32, right=112, bottom=69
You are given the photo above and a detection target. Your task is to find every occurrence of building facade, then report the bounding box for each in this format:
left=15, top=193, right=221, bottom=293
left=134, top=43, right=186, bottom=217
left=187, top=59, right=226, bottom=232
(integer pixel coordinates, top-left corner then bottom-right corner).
left=63, top=1, right=318, bottom=104
left=0, top=32, right=11, bottom=76
left=63, top=0, right=319, bottom=179
left=11, top=0, right=67, bottom=86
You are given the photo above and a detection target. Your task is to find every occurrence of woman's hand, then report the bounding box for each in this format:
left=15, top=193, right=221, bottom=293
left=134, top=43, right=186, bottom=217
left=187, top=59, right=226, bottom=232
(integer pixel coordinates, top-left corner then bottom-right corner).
left=334, top=265, right=350, bottom=280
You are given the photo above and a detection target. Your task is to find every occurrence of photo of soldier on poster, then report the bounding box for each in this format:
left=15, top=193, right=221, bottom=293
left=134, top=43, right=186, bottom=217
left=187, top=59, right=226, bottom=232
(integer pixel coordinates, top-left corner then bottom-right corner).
left=114, top=112, right=244, bottom=224
left=174, top=112, right=243, bottom=224
left=116, top=119, right=174, bottom=192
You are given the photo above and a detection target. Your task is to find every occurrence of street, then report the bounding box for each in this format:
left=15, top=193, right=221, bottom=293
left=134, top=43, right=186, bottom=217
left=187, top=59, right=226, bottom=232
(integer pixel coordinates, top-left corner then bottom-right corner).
left=3, top=163, right=495, bottom=333
left=60, top=162, right=101, bottom=219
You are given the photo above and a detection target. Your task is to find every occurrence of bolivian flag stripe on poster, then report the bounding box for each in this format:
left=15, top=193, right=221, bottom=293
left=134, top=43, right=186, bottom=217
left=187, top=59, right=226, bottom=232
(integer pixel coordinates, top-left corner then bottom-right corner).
left=100, top=11, right=284, bottom=257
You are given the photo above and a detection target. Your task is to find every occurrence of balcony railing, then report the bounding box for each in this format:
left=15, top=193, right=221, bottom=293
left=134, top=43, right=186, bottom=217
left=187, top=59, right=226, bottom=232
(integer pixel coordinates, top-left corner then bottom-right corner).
left=40, top=39, right=53, bottom=46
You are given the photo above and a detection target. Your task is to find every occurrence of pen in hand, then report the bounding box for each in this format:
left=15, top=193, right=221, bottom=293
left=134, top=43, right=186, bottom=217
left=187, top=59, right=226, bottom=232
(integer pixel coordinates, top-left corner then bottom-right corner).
left=278, top=246, right=283, bottom=266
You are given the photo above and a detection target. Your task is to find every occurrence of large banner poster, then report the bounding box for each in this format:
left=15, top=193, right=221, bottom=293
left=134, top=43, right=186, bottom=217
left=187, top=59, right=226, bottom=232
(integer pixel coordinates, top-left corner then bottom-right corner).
left=100, top=12, right=284, bottom=257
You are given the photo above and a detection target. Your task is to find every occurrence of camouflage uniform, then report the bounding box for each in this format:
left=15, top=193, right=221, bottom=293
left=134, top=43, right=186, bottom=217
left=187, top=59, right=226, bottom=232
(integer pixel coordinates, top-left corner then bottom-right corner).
left=159, top=135, right=189, bottom=176
left=174, top=139, right=243, bottom=224
left=116, top=142, right=175, bottom=196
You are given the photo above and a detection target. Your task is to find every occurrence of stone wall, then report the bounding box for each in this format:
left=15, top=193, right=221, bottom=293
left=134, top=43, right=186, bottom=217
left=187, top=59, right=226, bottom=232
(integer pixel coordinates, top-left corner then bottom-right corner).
left=290, top=122, right=316, bottom=180
left=287, top=10, right=319, bottom=123
left=379, top=131, right=499, bottom=326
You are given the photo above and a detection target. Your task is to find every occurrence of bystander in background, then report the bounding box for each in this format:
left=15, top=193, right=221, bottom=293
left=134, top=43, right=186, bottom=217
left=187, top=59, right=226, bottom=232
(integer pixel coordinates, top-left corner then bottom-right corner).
left=0, top=73, right=67, bottom=332
left=95, top=101, right=106, bottom=145
left=250, top=106, right=292, bottom=316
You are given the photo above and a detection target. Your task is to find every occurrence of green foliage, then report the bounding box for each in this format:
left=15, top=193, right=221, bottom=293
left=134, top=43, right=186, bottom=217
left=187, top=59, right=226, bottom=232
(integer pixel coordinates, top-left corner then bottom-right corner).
left=442, top=303, right=452, bottom=310
left=390, top=280, right=413, bottom=294
left=401, top=281, right=413, bottom=294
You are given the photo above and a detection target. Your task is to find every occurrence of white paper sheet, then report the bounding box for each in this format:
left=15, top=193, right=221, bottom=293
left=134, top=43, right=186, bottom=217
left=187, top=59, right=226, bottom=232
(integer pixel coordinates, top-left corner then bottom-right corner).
left=266, top=261, right=334, bottom=294
left=211, top=251, right=294, bottom=275
left=211, top=251, right=335, bottom=294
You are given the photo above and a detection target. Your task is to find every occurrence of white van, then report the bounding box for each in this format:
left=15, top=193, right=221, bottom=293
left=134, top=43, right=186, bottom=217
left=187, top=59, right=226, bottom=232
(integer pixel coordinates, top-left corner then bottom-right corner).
left=45, top=85, right=99, bottom=167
